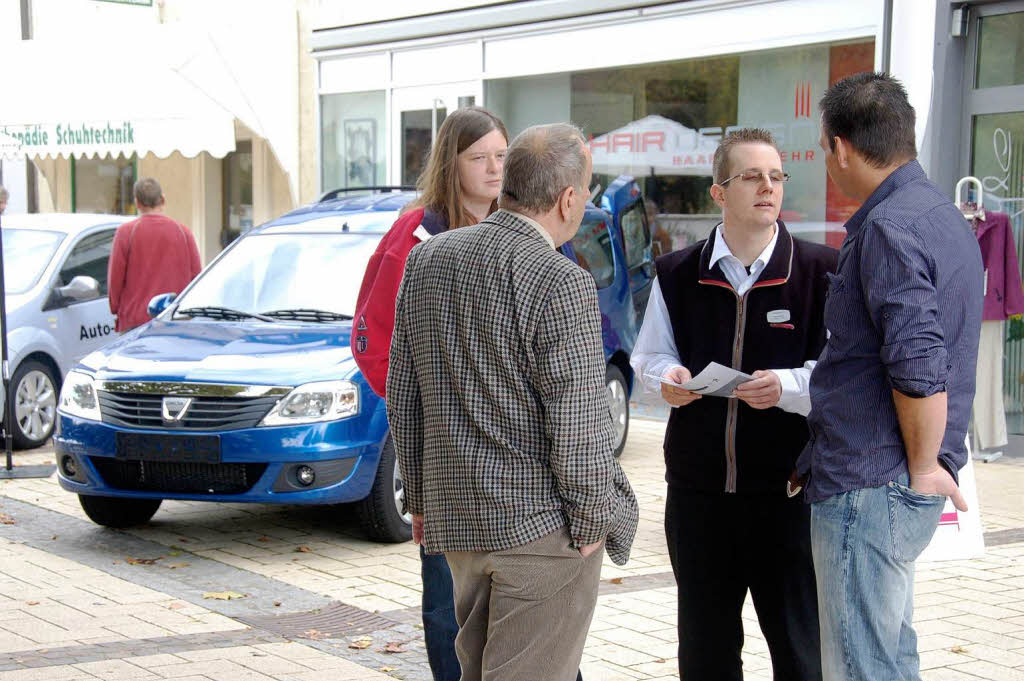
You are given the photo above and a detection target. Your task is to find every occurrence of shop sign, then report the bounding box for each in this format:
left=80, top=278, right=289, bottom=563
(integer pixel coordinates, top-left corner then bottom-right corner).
left=0, top=120, right=137, bottom=158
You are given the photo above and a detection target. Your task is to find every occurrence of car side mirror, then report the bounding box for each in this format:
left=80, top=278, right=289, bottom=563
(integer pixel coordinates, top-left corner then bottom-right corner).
left=147, top=292, right=177, bottom=317
left=57, top=275, right=101, bottom=302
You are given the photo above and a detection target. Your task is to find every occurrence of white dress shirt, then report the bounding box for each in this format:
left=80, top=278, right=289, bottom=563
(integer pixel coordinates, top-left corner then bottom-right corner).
left=629, top=224, right=814, bottom=415
left=506, top=210, right=555, bottom=249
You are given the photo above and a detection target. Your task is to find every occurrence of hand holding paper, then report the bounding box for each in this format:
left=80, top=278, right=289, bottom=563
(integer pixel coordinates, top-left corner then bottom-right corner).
left=734, top=370, right=783, bottom=409
left=647, top=362, right=754, bottom=399
left=658, top=366, right=702, bottom=407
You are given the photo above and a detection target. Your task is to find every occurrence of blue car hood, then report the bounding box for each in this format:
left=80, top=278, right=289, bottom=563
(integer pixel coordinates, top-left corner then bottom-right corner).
left=79, top=320, right=356, bottom=387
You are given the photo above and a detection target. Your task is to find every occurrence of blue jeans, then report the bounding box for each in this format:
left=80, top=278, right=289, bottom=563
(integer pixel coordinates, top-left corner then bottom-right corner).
left=421, top=546, right=461, bottom=681
left=810, top=473, right=945, bottom=681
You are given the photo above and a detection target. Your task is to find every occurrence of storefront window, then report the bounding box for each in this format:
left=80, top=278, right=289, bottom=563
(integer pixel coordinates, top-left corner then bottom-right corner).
left=402, top=107, right=446, bottom=186
left=485, top=39, right=874, bottom=245
left=222, top=141, right=253, bottom=247
left=72, top=154, right=136, bottom=215
left=972, top=112, right=1024, bottom=207
left=321, top=91, right=386, bottom=192
left=976, top=11, right=1024, bottom=89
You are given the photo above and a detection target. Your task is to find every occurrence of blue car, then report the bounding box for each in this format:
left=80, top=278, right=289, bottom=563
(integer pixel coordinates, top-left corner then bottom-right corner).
left=54, top=180, right=648, bottom=541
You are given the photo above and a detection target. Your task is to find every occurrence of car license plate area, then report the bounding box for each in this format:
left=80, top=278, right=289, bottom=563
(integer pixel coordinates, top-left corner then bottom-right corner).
left=115, top=433, right=221, bottom=464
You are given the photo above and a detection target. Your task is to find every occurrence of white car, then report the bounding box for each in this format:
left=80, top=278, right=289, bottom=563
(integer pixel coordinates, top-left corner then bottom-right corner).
left=2, top=213, right=129, bottom=448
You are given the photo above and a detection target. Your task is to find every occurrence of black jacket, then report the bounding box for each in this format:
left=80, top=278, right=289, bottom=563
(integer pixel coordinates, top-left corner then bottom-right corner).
left=656, top=220, right=838, bottom=495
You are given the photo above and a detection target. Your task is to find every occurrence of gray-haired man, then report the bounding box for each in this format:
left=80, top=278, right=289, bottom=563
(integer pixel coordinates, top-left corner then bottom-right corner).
left=386, top=123, right=638, bottom=681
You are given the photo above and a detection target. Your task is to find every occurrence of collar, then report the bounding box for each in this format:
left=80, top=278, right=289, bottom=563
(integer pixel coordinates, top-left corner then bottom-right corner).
left=708, top=223, right=778, bottom=272
left=503, top=210, right=556, bottom=249
left=421, top=207, right=449, bottom=236
left=699, top=219, right=793, bottom=292
left=972, top=210, right=1003, bottom=240
left=413, top=207, right=450, bottom=242
left=482, top=209, right=556, bottom=249
left=844, top=159, right=925, bottom=237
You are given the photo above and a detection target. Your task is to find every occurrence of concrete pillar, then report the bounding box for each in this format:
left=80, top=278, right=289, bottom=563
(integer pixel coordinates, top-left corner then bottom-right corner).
left=252, top=137, right=273, bottom=226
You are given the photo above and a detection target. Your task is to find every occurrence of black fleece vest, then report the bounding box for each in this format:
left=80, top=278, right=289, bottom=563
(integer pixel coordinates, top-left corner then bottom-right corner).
left=656, top=220, right=838, bottom=495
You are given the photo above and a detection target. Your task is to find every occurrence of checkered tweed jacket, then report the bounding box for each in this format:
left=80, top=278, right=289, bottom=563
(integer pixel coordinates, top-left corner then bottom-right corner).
left=386, top=210, right=639, bottom=565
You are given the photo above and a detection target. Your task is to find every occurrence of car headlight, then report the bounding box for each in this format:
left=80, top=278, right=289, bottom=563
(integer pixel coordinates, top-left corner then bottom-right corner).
left=260, top=380, right=360, bottom=426
left=58, top=371, right=102, bottom=421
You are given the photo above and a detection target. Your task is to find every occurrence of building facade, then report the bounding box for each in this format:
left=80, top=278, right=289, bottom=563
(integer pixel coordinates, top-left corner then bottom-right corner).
left=307, top=0, right=1024, bottom=429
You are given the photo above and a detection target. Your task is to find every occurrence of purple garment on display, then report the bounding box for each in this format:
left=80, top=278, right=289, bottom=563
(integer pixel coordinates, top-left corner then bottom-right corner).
left=975, top=211, right=1024, bottom=321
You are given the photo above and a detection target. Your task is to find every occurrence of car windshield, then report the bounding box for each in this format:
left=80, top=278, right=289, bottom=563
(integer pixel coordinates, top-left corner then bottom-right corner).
left=174, top=232, right=385, bottom=319
left=2, top=229, right=65, bottom=294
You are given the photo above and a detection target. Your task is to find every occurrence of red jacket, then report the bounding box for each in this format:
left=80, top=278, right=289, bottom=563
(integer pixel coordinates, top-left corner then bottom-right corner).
left=108, top=213, right=202, bottom=332
left=352, top=207, right=447, bottom=397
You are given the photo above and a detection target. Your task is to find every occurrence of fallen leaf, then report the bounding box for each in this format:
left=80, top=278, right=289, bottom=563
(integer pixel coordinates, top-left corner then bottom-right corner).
left=654, top=658, right=666, bottom=663
left=349, top=636, right=373, bottom=649
left=168, top=602, right=186, bottom=610
left=295, top=546, right=312, bottom=553
left=0, top=513, right=15, bottom=524
left=202, top=591, right=247, bottom=600
left=50, top=535, right=57, bottom=540
left=951, top=645, right=969, bottom=655
left=125, top=557, right=160, bottom=565
left=382, top=641, right=407, bottom=654
left=165, top=563, right=190, bottom=569
left=257, top=537, right=270, bottom=542
left=26, top=601, right=39, bottom=606
left=301, top=629, right=329, bottom=640
left=380, top=667, right=395, bottom=672
left=168, top=550, right=181, bottom=557
left=177, top=538, right=190, bottom=543
left=273, top=601, right=282, bottom=607
left=608, top=577, right=623, bottom=585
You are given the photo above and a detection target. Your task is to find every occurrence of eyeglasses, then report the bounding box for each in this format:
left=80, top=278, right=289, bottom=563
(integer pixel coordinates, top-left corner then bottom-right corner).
left=718, top=170, right=791, bottom=186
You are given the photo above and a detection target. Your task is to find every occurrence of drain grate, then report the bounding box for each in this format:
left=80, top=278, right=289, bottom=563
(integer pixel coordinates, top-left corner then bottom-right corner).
left=239, top=601, right=399, bottom=638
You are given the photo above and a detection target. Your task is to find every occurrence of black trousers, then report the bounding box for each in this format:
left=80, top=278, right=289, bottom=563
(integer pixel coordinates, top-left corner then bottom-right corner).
left=665, top=486, right=822, bottom=681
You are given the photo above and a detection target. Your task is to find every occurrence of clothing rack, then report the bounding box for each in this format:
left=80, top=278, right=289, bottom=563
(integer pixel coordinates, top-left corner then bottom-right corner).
left=958, top=176, right=1003, bottom=463
left=956, top=176, right=986, bottom=223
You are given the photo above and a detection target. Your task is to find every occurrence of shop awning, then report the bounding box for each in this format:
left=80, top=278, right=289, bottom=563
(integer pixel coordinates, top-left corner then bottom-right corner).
left=588, top=115, right=719, bottom=177
left=0, top=29, right=239, bottom=160
left=0, top=21, right=298, bottom=201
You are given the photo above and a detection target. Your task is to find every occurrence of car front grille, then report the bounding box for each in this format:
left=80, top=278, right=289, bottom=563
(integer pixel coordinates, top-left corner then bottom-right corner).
left=90, top=458, right=267, bottom=494
left=97, top=391, right=280, bottom=430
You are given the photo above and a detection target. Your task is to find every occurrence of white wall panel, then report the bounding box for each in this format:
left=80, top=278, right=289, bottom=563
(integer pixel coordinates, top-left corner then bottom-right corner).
left=484, top=0, right=883, bottom=79
left=320, top=52, right=389, bottom=94
left=391, top=41, right=481, bottom=86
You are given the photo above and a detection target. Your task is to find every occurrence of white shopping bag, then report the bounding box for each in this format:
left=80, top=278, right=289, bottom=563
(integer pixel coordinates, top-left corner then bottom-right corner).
left=918, top=442, right=985, bottom=562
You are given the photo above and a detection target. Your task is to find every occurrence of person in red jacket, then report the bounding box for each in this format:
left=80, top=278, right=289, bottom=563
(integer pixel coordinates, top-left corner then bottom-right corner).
left=352, top=107, right=507, bottom=681
left=107, top=178, right=201, bottom=332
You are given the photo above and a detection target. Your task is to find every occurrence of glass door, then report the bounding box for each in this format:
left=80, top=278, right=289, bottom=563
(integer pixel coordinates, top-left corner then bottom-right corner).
left=960, top=2, right=1024, bottom=433
left=390, top=82, right=482, bottom=187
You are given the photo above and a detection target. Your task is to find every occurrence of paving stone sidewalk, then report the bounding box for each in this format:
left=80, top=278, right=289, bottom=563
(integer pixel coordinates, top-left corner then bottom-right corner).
left=1, top=416, right=1024, bottom=680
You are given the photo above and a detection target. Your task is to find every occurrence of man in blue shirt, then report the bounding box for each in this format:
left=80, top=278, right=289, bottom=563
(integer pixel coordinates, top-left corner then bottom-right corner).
left=797, top=72, right=983, bottom=680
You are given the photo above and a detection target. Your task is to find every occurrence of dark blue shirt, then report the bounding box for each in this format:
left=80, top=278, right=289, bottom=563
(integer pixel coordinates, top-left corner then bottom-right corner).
left=797, top=160, right=983, bottom=503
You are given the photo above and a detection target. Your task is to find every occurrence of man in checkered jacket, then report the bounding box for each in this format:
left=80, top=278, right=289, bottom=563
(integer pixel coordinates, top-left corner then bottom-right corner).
left=386, top=123, right=638, bottom=681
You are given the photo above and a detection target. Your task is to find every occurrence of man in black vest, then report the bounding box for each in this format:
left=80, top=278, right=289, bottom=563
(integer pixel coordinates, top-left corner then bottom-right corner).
left=631, top=128, right=837, bottom=680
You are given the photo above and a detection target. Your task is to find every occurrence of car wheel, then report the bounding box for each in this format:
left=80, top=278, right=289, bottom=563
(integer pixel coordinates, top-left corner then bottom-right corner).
left=9, top=360, right=59, bottom=450
left=606, top=364, right=630, bottom=458
left=356, top=434, right=413, bottom=543
left=78, top=495, right=162, bottom=528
